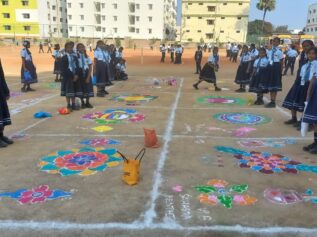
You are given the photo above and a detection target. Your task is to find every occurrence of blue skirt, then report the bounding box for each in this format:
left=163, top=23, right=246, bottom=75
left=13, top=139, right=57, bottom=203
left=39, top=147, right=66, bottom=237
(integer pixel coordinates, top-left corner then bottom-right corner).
left=303, top=80, right=317, bottom=124
left=282, top=77, right=309, bottom=112
left=199, top=63, right=216, bottom=83
left=80, top=69, right=94, bottom=98
left=249, top=67, right=269, bottom=93
left=235, top=62, right=251, bottom=85
left=21, top=60, right=38, bottom=84
left=0, top=94, right=11, bottom=128
left=261, top=62, right=282, bottom=92
left=95, top=61, right=109, bottom=86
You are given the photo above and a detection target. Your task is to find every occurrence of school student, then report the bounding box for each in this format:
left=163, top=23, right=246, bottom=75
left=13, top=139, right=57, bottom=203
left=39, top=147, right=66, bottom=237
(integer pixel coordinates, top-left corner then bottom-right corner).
left=93, top=40, right=110, bottom=97
left=109, top=44, right=116, bottom=82
left=47, top=42, right=52, bottom=54
left=231, top=44, right=239, bottom=63
left=170, top=44, right=175, bottom=63
left=52, top=44, right=63, bottom=82
left=250, top=43, right=259, bottom=64
left=115, top=47, right=124, bottom=64
left=282, top=40, right=315, bottom=125
left=226, top=42, right=231, bottom=58
left=174, top=45, right=182, bottom=64
left=249, top=48, right=270, bottom=105
left=193, top=47, right=221, bottom=91
left=235, top=45, right=252, bottom=92
left=77, top=43, right=94, bottom=109
left=39, top=42, right=44, bottom=53
left=0, top=59, right=13, bottom=148
left=61, top=41, right=81, bottom=111
left=160, top=44, right=166, bottom=63
left=263, top=37, right=284, bottom=108
left=283, top=45, right=299, bottom=76
left=21, top=41, right=38, bottom=92
left=116, top=59, right=128, bottom=81
left=303, top=59, right=317, bottom=154
left=194, top=46, right=203, bottom=74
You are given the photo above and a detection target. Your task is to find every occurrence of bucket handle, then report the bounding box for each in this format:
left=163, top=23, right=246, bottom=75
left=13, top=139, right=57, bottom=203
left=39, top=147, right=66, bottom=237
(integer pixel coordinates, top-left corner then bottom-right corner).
left=117, top=151, right=129, bottom=163
left=135, top=148, right=146, bottom=162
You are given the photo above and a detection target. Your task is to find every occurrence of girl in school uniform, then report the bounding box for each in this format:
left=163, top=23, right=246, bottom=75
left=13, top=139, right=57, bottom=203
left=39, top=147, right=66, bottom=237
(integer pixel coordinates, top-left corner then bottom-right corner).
left=60, top=42, right=81, bottom=111
left=303, top=58, right=317, bottom=154
left=77, top=43, right=94, bottom=109
left=52, top=44, right=63, bottom=82
left=249, top=48, right=270, bottom=105
left=193, top=47, right=221, bottom=91
left=235, top=45, right=252, bottom=92
left=93, top=40, right=110, bottom=97
left=21, top=41, right=38, bottom=92
left=263, top=37, right=284, bottom=108
left=282, top=40, right=315, bottom=126
left=0, top=58, right=13, bottom=148
left=115, top=58, right=128, bottom=81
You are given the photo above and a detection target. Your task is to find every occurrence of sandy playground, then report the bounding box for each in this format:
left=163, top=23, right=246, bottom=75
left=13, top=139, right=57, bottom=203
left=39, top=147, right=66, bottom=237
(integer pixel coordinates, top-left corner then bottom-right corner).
left=0, top=46, right=316, bottom=237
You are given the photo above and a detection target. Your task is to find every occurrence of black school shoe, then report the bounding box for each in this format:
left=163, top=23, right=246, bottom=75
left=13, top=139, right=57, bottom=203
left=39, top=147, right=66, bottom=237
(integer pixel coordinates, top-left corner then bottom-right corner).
left=1, top=136, right=14, bottom=145
left=215, top=87, right=222, bottom=91
left=0, top=139, right=8, bottom=148
left=193, top=84, right=199, bottom=90
left=26, top=87, right=36, bottom=92
left=284, top=118, right=297, bottom=125
left=303, top=142, right=316, bottom=152
left=85, top=103, right=93, bottom=108
left=265, top=102, right=276, bottom=108
left=235, top=88, right=246, bottom=93
left=309, top=144, right=317, bottom=154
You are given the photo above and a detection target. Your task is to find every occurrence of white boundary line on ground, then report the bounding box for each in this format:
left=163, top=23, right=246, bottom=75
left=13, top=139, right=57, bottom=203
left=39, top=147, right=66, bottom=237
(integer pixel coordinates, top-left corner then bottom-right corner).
left=143, top=78, right=184, bottom=226
left=0, top=220, right=316, bottom=234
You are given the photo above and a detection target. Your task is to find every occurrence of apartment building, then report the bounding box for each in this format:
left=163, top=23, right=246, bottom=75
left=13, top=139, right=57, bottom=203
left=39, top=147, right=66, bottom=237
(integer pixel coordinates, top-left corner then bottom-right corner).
left=0, top=0, right=177, bottom=40
left=0, top=0, right=40, bottom=38
left=181, top=0, right=251, bottom=43
left=305, top=3, right=317, bottom=36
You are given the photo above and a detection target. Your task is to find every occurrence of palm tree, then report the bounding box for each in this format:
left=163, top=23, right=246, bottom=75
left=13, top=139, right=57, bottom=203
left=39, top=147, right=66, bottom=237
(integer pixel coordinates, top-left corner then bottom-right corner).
left=256, top=0, right=276, bottom=34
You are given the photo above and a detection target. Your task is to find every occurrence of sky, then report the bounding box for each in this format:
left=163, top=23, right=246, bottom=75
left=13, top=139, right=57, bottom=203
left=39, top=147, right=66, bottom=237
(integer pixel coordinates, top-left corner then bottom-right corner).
left=177, top=0, right=317, bottom=30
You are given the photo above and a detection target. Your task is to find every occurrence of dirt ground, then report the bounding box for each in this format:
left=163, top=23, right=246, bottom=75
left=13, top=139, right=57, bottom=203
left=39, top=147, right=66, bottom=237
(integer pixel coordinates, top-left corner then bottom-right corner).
left=0, top=46, right=316, bottom=237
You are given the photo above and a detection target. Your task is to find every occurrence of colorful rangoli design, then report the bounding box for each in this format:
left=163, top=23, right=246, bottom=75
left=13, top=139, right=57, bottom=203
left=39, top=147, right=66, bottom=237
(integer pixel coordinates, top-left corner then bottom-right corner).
left=264, top=188, right=317, bottom=205
left=0, top=185, right=72, bottom=205
left=80, top=138, right=121, bottom=147
left=238, top=139, right=296, bottom=149
left=215, top=146, right=317, bottom=175
left=195, top=179, right=257, bottom=209
left=39, top=148, right=122, bottom=176
left=197, top=96, right=247, bottom=106
left=109, top=94, right=158, bottom=105
left=82, top=108, right=145, bottom=125
left=213, top=113, right=271, bottom=125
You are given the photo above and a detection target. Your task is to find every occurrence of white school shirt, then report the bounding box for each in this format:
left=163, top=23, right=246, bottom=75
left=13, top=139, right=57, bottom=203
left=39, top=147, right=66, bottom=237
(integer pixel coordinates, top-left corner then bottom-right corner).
left=286, top=49, right=299, bottom=58
left=20, top=48, right=32, bottom=61
left=240, top=52, right=251, bottom=63
left=115, top=51, right=123, bottom=58
left=226, top=44, right=231, bottom=50
left=161, top=47, right=166, bottom=52
left=94, top=48, right=110, bottom=63
left=231, top=46, right=239, bottom=53
left=78, top=53, right=92, bottom=71
left=253, top=57, right=269, bottom=73
left=207, top=54, right=219, bottom=65
left=268, top=47, right=283, bottom=64
left=53, top=50, right=62, bottom=58
left=250, top=49, right=259, bottom=60
left=301, top=60, right=317, bottom=85
left=116, top=63, right=126, bottom=72
left=66, top=53, right=77, bottom=73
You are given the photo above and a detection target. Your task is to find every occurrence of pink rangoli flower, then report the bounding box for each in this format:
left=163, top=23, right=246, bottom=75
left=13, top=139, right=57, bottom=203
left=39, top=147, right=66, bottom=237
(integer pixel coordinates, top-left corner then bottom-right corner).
left=18, top=185, right=53, bottom=204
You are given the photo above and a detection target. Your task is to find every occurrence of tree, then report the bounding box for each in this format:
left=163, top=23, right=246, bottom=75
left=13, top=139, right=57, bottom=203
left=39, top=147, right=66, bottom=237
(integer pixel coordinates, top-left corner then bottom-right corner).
left=256, top=0, right=276, bottom=34
left=248, top=20, right=273, bottom=35
left=273, top=25, right=290, bottom=34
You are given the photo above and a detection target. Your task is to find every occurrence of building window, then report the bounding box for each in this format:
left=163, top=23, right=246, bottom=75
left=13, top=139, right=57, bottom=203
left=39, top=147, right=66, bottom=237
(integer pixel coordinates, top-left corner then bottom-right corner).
left=136, top=28, right=139, bottom=33
left=4, top=25, right=11, bottom=30
left=68, top=15, right=72, bottom=20
left=149, top=28, right=152, bottom=34
left=69, top=26, right=72, bottom=31
left=236, top=30, right=241, bottom=33
left=113, top=28, right=117, bottom=33
left=136, top=4, right=140, bottom=9
left=24, top=26, right=31, bottom=31
left=136, top=16, right=140, bottom=21
left=3, top=13, right=10, bottom=18
left=308, top=19, right=311, bottom=23
left=79, top=3, right=83, bottom=8
left=53, top=28, right=57, bottom=32
left=199, top=3, right=203, bottom=5
left=53, top=17, right=56, bottom=21
left=237, top=17, right=242, bottom=20
left=21, top=1, right=29, bottom=6
left=307, top=28, right=310, bottom=32
left=206, top=33, right=213, bottom=39
left=207, top=19, right=214, bottom=25
left=22, top=13, right=30, bottom=19
left=102, top=27, right=106, bottom=32
left=67, top=3, right=71, bottom=8
left=239, top=2, right=243, bottom=5
left=314, top=9, right=316, bottom=13
left=197, top=30, right=201, bottom=32
left=113, top=16, right=117, bottom=21
left=52, top=5, right=56, bottom=10
left=207, top=6, right=215, bottom=12
left=315, top=27, right=317, bottom=31
left=186, top=30, right=190, bottom=32
left=148, top=4, right=153, bottom=10
left=188, top=3, right=192, bottom=5
left=223, top=3, right=227, bottom=5
left=80, top=27, right=84, bottom=32
left=59, top=7, right=62, bottom=11
left=60, top=29, right=63, bottom=33
left=1, top=1, right=9, bottom=5
left=80, top=15, right=84, bottom=20
left=60, top=18, right=63, bottom=22
left=113, top=4, right=117, bottom=9
left=221, top=17, right=225, bottom=19
left=187, top=16, right=191, bottom=19
left=311, top=28, right=314, bottom=32
left=148, top=16, right=152, bottom=22
left=220, top=30, right=224, bottom=33
left=102, top=15, right=105, bottom=21
left=198, top=17, right=202, bottom=19
left=313, top=18, right=315, bottom=22
left=101, top=3, right=105, bottom=8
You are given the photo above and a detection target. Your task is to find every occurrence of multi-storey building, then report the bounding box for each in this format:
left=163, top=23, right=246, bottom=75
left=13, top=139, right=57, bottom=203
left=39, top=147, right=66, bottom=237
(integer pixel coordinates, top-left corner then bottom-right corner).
left=0, top=0, right=40, bottom=39
left=181, top=0, right=250, bottom=43
left=305, top=3, right=317, bottom=36
left=0, top=0, right=177, bottom=40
